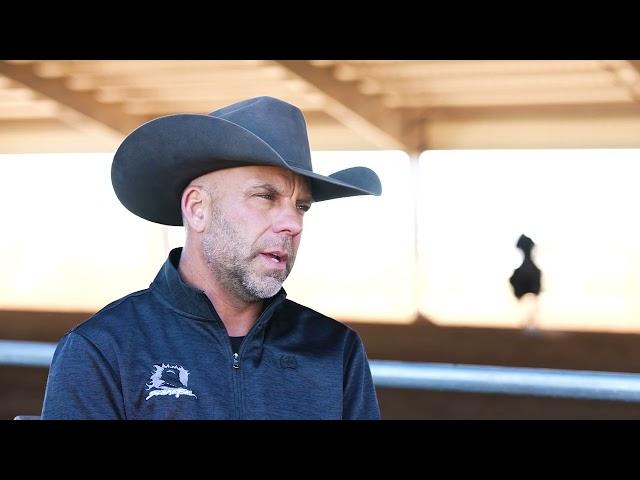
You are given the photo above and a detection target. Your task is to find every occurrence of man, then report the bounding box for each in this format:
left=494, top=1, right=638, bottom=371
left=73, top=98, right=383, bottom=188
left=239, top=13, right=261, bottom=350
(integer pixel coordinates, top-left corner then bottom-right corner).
left=41, top=96, right=382, bottom=419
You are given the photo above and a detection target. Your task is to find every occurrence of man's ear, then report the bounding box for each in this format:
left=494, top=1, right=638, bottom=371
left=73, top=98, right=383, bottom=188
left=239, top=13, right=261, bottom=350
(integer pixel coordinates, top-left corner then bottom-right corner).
left=181, top=185, right=208, bottom=233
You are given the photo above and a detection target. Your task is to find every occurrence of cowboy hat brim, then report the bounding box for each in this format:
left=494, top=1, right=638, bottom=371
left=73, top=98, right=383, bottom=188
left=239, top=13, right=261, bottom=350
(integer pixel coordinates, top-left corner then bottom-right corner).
left=112, top=113, right=382, bottom=226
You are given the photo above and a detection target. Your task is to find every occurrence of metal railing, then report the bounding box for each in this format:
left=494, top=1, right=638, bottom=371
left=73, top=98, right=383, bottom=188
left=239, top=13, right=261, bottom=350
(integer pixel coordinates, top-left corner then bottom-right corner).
left=3, top=339, right=640, bottom=402
left=0, top=340, right=57, bottom=368
left=371, top=360, right=640, bottom=402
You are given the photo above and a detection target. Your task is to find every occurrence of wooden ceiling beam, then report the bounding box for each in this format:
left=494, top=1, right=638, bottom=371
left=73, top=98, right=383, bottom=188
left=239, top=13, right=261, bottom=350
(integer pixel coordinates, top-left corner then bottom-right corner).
left=400, top=101, right=640, bottom=120
left=122, top=96, right=326, bottom=116
left=66, top=67, right=287, bottom=90
left=341, top=60, right=604, bottom=78
left=0, top=61, right=140, bottom=139
left=385, top=88, right=633, bottom=109
left=274, top=61, right=411, bottom=150
left=32, top=60, right=268, bottom=77
left=622, top=61, right=640, bottom=101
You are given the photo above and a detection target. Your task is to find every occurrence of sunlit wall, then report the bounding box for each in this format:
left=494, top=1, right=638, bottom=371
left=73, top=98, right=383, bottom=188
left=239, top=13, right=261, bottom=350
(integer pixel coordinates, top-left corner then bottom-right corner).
left=3, top=149, right=640, bottom=333
left=0, top=154, right=168, bottom=311
left=418, top=149, right=640, bottom=332
left=283, top=151, right=415, bottom=322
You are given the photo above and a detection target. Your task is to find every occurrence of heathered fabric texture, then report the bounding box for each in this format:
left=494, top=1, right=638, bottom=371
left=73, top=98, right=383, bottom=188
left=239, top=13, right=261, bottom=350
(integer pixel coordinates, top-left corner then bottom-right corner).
left=41, top=248, right=380, bottom=420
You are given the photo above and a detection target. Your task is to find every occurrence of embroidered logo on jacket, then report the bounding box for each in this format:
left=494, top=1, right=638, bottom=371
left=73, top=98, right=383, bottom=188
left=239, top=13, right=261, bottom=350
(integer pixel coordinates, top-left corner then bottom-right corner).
left=280, top=355, right=297, bottom=369
left=145, top=364, right=197, bottom=400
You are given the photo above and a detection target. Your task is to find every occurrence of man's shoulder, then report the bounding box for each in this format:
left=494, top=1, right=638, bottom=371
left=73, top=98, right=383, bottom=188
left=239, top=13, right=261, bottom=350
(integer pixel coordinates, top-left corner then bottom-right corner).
left=281, top=298, right=339, bottom=322
left=69, top=288, right=154, bottom=337
left=280, top=299, right=356, bottom=335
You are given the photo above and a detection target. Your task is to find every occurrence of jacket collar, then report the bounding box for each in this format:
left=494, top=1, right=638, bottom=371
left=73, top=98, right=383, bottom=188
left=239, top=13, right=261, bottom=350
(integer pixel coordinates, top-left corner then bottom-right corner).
left=150, top=247, right=287, bottom=323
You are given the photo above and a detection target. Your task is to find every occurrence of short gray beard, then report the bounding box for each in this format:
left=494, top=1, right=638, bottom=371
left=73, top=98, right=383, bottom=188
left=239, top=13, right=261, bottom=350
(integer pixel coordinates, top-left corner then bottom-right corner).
left=201, top=206, right=295, bottom=303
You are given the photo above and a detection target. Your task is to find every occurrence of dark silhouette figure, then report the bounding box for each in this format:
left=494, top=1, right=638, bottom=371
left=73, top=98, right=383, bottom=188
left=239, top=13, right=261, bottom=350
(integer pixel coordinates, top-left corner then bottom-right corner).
left=509, top=234, right=542, bottom=332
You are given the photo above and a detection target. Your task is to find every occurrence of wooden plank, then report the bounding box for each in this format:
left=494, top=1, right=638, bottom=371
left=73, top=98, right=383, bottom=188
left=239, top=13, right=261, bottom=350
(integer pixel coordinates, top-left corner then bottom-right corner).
left=403, top=102, right=640, bottom=120
left=94, top=82, right=301, bottom=103
left=385, top=88, right=634, bottom=108
left=423, top=115, right=640, bottom=149
left=346, top=60, right=603, bottom=78
left=275, top=61, right=410, bottom=150
left=122, top=95, right=325, bottom=116
left=369, top=71, right=619, bottom=94
left=34, top=60, right=267, bottom=77
left=0, top=100, right=59, bottom=119
left=65, top=66, right=286, bottom=90
left=623, top=61, right=640, bottom=100
left=0, top=61, right=139, bottom=139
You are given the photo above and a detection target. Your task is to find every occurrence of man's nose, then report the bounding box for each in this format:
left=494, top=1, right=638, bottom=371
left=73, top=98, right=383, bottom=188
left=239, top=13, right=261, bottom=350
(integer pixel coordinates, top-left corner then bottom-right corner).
left=272, top=205, right=303, bottom=236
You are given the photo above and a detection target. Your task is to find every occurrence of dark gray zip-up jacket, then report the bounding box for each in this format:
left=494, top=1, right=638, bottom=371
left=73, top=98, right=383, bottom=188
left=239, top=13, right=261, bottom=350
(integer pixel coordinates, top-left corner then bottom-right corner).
left=41, top=248, right=380, bottom=420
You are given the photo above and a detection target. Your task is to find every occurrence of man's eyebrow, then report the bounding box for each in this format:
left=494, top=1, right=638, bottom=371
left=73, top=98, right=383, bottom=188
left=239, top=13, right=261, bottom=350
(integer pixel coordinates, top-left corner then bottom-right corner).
left=249, top=183, right=314, bottom=203
left=250, top=183, right=280, bottom=193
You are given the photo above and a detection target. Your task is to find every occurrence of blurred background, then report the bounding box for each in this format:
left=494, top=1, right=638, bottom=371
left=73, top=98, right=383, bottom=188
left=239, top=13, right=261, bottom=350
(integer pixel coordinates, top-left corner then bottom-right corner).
left=2, top=60, right=640, bottom=419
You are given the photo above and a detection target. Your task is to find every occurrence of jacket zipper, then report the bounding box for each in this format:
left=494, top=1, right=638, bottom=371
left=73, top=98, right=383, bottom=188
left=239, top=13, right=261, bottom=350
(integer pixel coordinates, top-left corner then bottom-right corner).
left=201, top=291, right=283, bottom=419
left=233, top=353, right=239, bottom=369
left=200, top=294, right=243, bottom=418
left=232, top=299, right=284, bottom=419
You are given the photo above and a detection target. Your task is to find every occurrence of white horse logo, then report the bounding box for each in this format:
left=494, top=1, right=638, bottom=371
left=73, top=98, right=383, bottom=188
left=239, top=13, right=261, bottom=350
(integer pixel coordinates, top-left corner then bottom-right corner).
left=145, top=364, right=197, bottom=400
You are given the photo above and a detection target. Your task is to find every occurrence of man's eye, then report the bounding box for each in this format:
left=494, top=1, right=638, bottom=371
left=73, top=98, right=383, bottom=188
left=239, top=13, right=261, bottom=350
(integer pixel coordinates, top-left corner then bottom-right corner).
left=257, top=194, right=273, bottom=200
left=297, top=204, right=311, bottom=212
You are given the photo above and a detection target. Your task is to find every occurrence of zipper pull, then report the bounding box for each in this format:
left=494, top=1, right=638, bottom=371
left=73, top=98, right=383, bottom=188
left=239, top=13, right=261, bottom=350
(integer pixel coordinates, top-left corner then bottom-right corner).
left=233, top=353, right=240, bottom=369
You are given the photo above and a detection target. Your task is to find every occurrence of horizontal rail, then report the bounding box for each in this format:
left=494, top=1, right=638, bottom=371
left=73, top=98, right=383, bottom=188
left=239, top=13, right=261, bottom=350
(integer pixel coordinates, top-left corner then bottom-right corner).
left=370, top=360, right=640, bottom=402
left=3, top=340, right=640, bottom=402
left=0, top=340, right=57, bottom=367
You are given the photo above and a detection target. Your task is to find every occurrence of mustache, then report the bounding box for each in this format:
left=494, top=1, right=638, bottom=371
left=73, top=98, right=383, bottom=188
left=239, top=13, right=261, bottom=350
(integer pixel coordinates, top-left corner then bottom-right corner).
left=253, top=238, right=295, bottom=258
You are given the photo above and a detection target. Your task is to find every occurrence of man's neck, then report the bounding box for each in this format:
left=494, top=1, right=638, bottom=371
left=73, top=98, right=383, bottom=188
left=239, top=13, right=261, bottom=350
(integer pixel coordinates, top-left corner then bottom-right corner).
left=177, top=246, right=263, bottom=337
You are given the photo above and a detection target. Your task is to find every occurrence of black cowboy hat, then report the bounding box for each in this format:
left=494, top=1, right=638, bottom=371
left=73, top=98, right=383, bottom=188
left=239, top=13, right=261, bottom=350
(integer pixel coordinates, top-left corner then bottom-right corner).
left=111, top=96, right=382, bottom=226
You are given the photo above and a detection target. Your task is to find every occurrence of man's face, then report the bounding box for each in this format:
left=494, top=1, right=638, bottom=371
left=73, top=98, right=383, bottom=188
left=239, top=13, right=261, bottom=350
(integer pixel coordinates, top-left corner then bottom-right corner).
left=199, top=165, right=313, bottom=303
